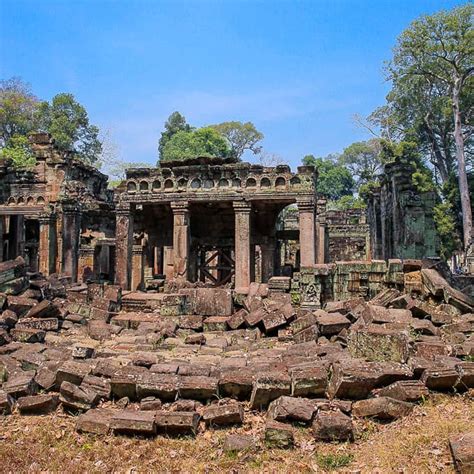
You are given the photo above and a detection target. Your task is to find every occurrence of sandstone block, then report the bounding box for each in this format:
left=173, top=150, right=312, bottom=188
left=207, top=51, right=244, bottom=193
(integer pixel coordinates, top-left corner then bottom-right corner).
left=223, top=434, right=255, bottom=453
left=17, top=394, right=58, bottom=415
left=154, top=411, right=200, bottom=436
left=315, top=311, right=351, bottom=336
left=111, top=410, right=156, bottom=436
left=60, top=381, right=101, bottom=411
left=352, top=396, right=414, bottom=420
left=449, top=432, right=474, bottom=474
left=374, top=380, right=429, bottom=402
left=267, top=396, right=317, bottom=424
left=250, top=372, right=291, bottom=410
left=178, top=375, right=218, bottom=401
left=290, top=364, right=328, bottom=397
left=136, top=373, right=178, bottom=401
left=312, top=410, right=353, bottom=442
left=264, top=421, right=294, bottom=449
left=0, top=390, right=14, bottom=414
left=202, top=401, right=244, bottom=426
left=219, top=369, right=254, bottom=400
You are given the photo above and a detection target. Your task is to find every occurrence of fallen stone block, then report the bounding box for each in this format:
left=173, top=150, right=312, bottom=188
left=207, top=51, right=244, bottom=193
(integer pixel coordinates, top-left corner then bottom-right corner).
left=219, top=369, right=254, bottom=400
left=140, top=397, right=162, bottom=411
left=421, top=367, right=458, bottom=391
left=312, top=410, right=353, bottom=442
left=250, top=372, right=291, bottom=410
left=136, top=373, right=178, bottom=401
left=178, top=315, right=203, bottom=331
left=227, top=309, right=247, bottom=330
left=10, top=328, right=45, bottom=343
left=111, top=410, right=156, bottom=436
left=315, top=311, right=351, bottom=336
left=6, top=295, right=36, bottom=316
left=203, top=316, right=228, bottom=332
left=15, top=318, right=59, bottom=332
left=290, top=364, right=328, bottom=397
left=449, top=432, right=474, bottom=474
left=0, top=309, right=18, bottom=329
left=25, top=300, right=60, bottom=319
left=202, top=401, right=244, bottom=426
left=352, top=397, right=414, bottom=420
left=0, top=390, right=14, bottom=414
left=17, top=394, right=59, bottom=415
left=374, top=380, right=429, bottom=402
left=414, top=341, right=451, bottom=360
left=293, top=325, right=318, bottom=343
left=76, top=408, right=115, bottom=435
left=178, top=375, right=218, bottom=401
left=3, top=373, right=38, bottom=398
left=110, top=366, right=148, bottom=400
left=81, top=374, right=111, bottom=400
left=72, top=346, right=95, bottom=359
left=154, top=411, right=200, bottom=436
left=55, top=361, right=92, bottom=388
left=262, top=310, right=287, bottom=333
left=184, top=333, right=206, bottom=345
left=60, top=381, right=101, bottom=411
left=455, top=362, right=474, bottom=390
left=244, top=307, right=267, bottom=327
left=264, top=420, right=294, bottom=449
left=267, top=396, right=317, bottom=424
left=0, top=329, right=11, bottom=346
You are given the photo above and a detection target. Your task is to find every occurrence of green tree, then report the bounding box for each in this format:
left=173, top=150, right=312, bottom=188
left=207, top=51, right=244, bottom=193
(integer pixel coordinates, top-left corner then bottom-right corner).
left=385, top=3, right=473, bottom=250
left=38, top=93, right=102, bottom=165
left=303, top=154, right=354, bottom=200
left=210, top=121, right=263, bottom=160
left=158, top=111, right=192, bottom=160
left=0, top=77, right=39, bottom=146
left=340, top=139, right=383, bottom=187
left=0, top=134, right=36, bottom=170
left=161, top=127, right=231, bottom=162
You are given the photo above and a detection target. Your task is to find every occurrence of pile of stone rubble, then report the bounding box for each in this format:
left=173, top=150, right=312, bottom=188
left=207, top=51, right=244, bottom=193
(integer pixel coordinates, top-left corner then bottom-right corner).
left=0, top=256, right=473, bottom=468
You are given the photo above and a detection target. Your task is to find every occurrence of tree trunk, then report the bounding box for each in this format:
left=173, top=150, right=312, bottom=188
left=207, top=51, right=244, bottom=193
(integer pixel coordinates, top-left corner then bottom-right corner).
left=452, top=78, right=473, bottom=252
left=423, top=117, right=449, bottom=182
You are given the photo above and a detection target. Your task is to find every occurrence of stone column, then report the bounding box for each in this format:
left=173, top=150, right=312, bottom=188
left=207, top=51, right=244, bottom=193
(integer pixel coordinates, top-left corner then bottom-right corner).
left=38, top=214, right=57, bottom=276
left=298, top=198, right=316, bottom=268
left=0, top=216, right=4, bottom=262
left=62, top=204, right=81, bottom=282
left=77, top=245, right=94, bottom=282
left=171, top=201, right=190, bottom=281
left=115, top=204, right=133, bottom=290
left=234, top=201, right=253, bottom=290
left=132, top=245, right=144, bottom=290
left=260, top=238, right=276, bottom=283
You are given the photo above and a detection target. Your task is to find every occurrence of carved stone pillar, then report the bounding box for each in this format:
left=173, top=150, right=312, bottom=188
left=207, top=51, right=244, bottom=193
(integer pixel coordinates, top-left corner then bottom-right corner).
left=298, top=198, right=316, bottom=268
left=62, top=204, right=81, bottom=282
left=77, top=245, right=94, bottom=282
left=132, top=245, right=144, bottom=290
left=38, top=213, right=57, bottom=276
left=234, top=201, right=253, bottom=290
left=115, top=204, right=133, bottom=290
left=0, top=216, right=4, bottom=262
left=171, top=201, right=190, bottom=281
left=260, top=238, right=276, bottom=283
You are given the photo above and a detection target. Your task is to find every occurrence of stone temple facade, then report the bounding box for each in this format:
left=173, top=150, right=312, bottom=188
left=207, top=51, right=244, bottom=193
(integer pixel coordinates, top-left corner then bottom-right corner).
left=0, top=133, right=445, bottom=291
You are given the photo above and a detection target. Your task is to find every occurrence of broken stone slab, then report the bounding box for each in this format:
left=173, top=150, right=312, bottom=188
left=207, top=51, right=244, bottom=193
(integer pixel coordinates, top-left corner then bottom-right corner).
left=315, top=311, right=351, bottom=336
left=0, top=309, right=18, bottom=329
left=60, top=381, right=101, bottom=411
left=327, top=360, right=413, bottom=400
left=25, top=300, right=60, bottom=319
left=421, top=367, right=459, bottom=391
left=348, top=326, right=410, bottom=363
left=72, top=346, right=95, bottom=360
left=352, top=397, right=414, bottom=420
left=184, top=333, right=206, bottom=345
left=81, top=374, right=112, bottom=400
left=178, top=363, right=212, bottom=377
left=369, top=288, right=401, bottom=307
left=267, top=395, right=317, bottom=424
left=264, top=420, right=294, bottom=449
left=244, top=307, right=267, bottom=327
left=136, top=373, right=178, bottom=401
left=312, top=409, right=353, bottom=442
left=262, top=310, right=287, bottom=333
left=182, top=288, right=233, bottom=316
left=414, top=340, right=451, bottom=360
left=455, top=362, right=474, bottom=391
left=227, top=309, right=247, bottom=330
left=15, top=318, right=59, bottom=332
left=178, top=315, right=203, bottom=331
left=10, top=328, right=46, bottom=343
left=140, top=397, right=162, bottom=411
left=17, top=394, right=59, bottom=415
left=3, top=373, right=38, bottom=398
left=250, top=372, right=291, bottom=410
left=449, top=432, right=474, bottom=474
left=202, top=401, right=244, bottom=426
left=149, top=363, right=179, bottom=375
left=76, top=408, right=116, bottom=435
left=203, top=316, right=229, bottom=332
left=154, top=411, right=200, bottom=436
left=218, top=368, right=254, bottom=400
left=110, top=366, right=149, bottom=400
left=290, top=313, right=317, bottom=335
left=54, top=361, right=92, bottom=388
left=223, top=434, right=255, bottom=453
left=111, top=410, right=156, bottom=436
left=0, top=390, right=14, bottom=414
left=373, top=380, right=429, bottom=402
left=178, top=375, right=218, bottom=401
left=293, top=325, right=318, bottom=343
left=7, top=295, right=37, bottom=316
left=290, top=364, right=328, bottom=397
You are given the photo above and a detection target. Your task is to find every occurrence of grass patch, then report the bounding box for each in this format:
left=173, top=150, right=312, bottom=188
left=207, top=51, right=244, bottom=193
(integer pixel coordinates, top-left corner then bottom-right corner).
left=315, top=453, right=354, bottom=471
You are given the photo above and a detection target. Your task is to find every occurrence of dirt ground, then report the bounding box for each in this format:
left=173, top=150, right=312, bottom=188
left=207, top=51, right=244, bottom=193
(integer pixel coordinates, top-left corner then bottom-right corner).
left=0, top=393, right=472, bottom=473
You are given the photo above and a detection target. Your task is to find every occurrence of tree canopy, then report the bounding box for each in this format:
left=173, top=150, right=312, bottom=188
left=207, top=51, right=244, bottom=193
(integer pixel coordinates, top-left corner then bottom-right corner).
left=209, top=121, right=263, bottom=159
left=303, top=154, right=355, bottom=200
left=161, top=127, right=231, bottom=162
left=158, top=111, right=192, bottom=160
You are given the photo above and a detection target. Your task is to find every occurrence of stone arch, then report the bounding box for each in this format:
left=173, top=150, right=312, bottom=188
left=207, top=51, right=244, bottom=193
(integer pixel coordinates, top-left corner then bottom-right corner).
left=27, top=196, right=35, bottom=205
left=139, top=181, right=149, bottom=191
left=190, top=178, right=202, bottom=189
left=177, top=178, right=188, bottom=189
left=290, top=176, right=301, bottom=186
left=127, top=181, right=137, bottom=193
left=152, top=180, right=161, bottom=191
left=164, top=179, right=174, bottom=190
left=7, top=197, right=15, bottom=205
left=203, top=179, right=214, bottom=189
left=260, top=177, right=271, bottom=188
left=36, top=196, right=45, bottom=204
left=232, top=178, right=241, bottom=187
left=17, top=196, right=25, bottom=204
left=246, top=177, right=257, bottom=188
left=218, top=178, right=229, bottom=188
left=275, top=177, right=286, bottom=188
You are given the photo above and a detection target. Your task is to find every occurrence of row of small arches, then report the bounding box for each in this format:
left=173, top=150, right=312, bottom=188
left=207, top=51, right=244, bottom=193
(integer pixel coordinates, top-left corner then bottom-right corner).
left=7, top=196, right=46, bottom=205
left=127, top=176, right=301, bottom=193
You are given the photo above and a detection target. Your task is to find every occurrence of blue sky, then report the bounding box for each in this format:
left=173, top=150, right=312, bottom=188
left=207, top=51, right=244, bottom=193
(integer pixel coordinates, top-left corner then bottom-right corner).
left=0, top=0, right=465, bottom=169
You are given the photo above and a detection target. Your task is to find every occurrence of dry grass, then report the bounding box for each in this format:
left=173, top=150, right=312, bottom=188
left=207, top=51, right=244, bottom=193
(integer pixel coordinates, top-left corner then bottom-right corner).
left=0, top=394, right=472, bottom=473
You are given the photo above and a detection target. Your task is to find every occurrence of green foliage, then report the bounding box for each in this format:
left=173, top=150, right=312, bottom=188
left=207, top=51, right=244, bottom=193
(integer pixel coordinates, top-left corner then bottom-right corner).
left=303, top=154, right=354, bottom=200
left=340, top=139, right=383, bottom=186
left=158, top=112, right=192, bottom=160
left=161, top=127, right=231, bottom=162
left=315, top=453, right=354, bottom=471
left=209, top=121, right=263, bottom=159
left=38, top=93, right=102, bottom=165
left=330, top=195, right=367, bottom=211
left=0, top=134, right=36, bottom=170
left=433, top=201, right=461, bottom=258
left=0, top=77, right=39, bottom=146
